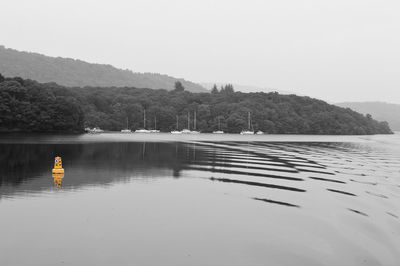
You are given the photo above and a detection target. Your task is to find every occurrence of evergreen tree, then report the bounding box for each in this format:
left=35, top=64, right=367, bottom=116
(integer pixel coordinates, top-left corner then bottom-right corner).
left=174, top=81, right=185, bottom=92
left=211, top=84, right=219, bottom=94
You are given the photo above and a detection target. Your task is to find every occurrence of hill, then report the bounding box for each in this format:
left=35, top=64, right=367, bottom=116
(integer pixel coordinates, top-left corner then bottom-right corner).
left=336, top=102, right=400, bottom=131
left=0, top=75, right=392, bottom=134
left=0, top=45, right=206, bottom=92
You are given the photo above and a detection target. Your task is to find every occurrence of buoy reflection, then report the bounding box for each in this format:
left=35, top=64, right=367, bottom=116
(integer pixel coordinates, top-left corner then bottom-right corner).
left=52, top=172, right=64, bottom=189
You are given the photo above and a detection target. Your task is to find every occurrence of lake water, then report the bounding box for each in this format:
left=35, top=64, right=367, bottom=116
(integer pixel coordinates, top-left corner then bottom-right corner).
left=1, top=133, right=400, bottom=266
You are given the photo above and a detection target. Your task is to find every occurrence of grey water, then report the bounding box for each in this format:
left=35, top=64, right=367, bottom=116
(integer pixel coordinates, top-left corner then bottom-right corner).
left=1, top=133, right=400, bottom=266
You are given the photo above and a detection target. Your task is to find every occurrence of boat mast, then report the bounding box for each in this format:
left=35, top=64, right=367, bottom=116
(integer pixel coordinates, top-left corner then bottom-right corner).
left=194, top=111, right=196, bottom=130
left=143, top=109, right=146, bottom=129
left=187, top=112, right=190, bottom=130
left=248, top=112, right=251, bottom=130
left=218, top=117, right=221, bottom=131
left=154, top=117, right=157, bottom=130
left=176, top=115, right=179, bottom=130
left=126, top=117, right=129, bottom=129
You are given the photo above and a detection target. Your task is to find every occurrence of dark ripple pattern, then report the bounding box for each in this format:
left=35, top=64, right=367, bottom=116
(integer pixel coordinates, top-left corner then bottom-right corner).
left=180, top=141, right=400, bottom=221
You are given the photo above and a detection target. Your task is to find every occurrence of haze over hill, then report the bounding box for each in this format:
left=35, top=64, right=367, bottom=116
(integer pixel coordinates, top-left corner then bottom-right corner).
left=336, top=102, right=400, bottom=131
left=0, top=45, right=207, bottom=92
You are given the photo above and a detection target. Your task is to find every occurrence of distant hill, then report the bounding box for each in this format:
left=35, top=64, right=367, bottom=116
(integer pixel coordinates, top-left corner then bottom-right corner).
left=336, top=102, right=400, bottom=131
left=0, top=45, right=206, bottom=92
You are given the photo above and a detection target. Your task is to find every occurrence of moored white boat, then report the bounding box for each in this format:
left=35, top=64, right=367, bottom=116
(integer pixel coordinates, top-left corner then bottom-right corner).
left=135, top=109, right=151, bottom=133
left=150, top=117, right=160, bottom=133
left=256, top=130, right=264, bottom=135
left=88, top=127, right=104, bottom=134
left=240, top=112, right=254, bottom=135
left=121, top=118, right=132, bottom=133
left=240, top=130, right=254, bottom=135
left=213, top=117, right=224, bottom=134
left=181, top=112, right=192, bottom=134
left=171, top=115, right=181, bottom=134
left=135, top=129, right=151, bottom=133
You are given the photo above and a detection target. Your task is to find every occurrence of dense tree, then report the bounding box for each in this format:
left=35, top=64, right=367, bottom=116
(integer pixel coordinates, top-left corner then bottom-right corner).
left=222, top=84, right=234, bottom=94
left=0, top=76, right=84, bottom=132
left=211, top=84, right=218, bottom=94
left=0, top=74, right=393, bottom=134
left=174, top=81, right=185, bottom=92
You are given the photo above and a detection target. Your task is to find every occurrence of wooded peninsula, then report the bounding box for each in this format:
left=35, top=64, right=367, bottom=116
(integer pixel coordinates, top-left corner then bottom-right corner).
left=0, top=74, right=393, bottom=134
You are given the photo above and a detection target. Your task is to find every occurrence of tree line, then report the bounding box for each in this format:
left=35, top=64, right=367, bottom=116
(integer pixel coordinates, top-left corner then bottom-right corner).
left=0, top=74, right=84, bottom=132
left=0, top=74, right=393, bottom=134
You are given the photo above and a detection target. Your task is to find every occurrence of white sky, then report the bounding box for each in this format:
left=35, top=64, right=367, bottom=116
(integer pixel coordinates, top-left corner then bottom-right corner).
left=1, top=0, right=400, bottom=103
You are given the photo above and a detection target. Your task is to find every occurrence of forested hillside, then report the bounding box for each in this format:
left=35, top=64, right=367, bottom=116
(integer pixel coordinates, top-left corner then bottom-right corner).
left=0, top=45, right=206, bottom=92
left=0, top=75, right=84, bottom=132
left=0, top=74, right=392, bottom=134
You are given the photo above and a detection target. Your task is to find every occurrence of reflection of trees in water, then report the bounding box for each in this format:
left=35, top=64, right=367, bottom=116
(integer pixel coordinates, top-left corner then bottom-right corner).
left=0, top=142, right=205, bottom=188
left=1, top=141, right=347, bottom=191
left=0, top=144, right=83, bottom=186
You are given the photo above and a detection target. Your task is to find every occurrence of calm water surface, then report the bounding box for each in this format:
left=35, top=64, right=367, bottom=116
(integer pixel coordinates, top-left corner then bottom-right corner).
left=1, top=133, right=400, bottom=266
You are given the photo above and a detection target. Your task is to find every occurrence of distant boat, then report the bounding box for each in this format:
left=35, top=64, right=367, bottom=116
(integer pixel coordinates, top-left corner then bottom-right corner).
left=171, top=112, right=200, bottom=133
left=191, top=111, right=200, bottom=134
left=135, top=109, right=151, bottom=133
left=88, top=127, right=104, bottom=134
left=240, top=130, right=254, bottom=135
left=171, top=115, right=181, bottom=134
left=213, top=117, right=224, bottom=134
left=121, top=118, right=132, bottom=133
left=240, top=112, right=254, bottom=135
left=150, top=117, right=160, bottom=133
left=181, top=129, right=191, bottom=134
left=182, top=111, right=200, bottom=133
left=256, top=130, right=264, bottom=135
left=135, top=129, right=151, bottom=133
left=181, top=111, right=191, bottom=133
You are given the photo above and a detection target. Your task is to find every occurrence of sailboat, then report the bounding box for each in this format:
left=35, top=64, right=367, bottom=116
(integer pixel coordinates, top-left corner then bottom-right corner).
left=149, top=117, right=160, bottom=133
left=181, top=112, right=191, bottom=134
left=121, top=117, right=132, bottom=133
left=240, top=112, right=254, bottom=135
left=135, top=109, right=151, bottom=133
left=213, top=117, right=224, bottom=134
left=190, top=111, right=200, bottom=134
left=88, top=127, right=104, bottom=134
left=171, top=115, right=182, bottom=134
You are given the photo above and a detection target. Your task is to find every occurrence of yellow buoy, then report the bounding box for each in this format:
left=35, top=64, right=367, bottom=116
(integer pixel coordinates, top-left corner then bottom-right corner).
left=52, top=156, right=65, bottom=174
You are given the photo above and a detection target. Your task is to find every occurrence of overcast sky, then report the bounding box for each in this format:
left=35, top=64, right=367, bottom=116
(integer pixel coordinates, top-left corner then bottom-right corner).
left=2, top=0, right=400, bottom=103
